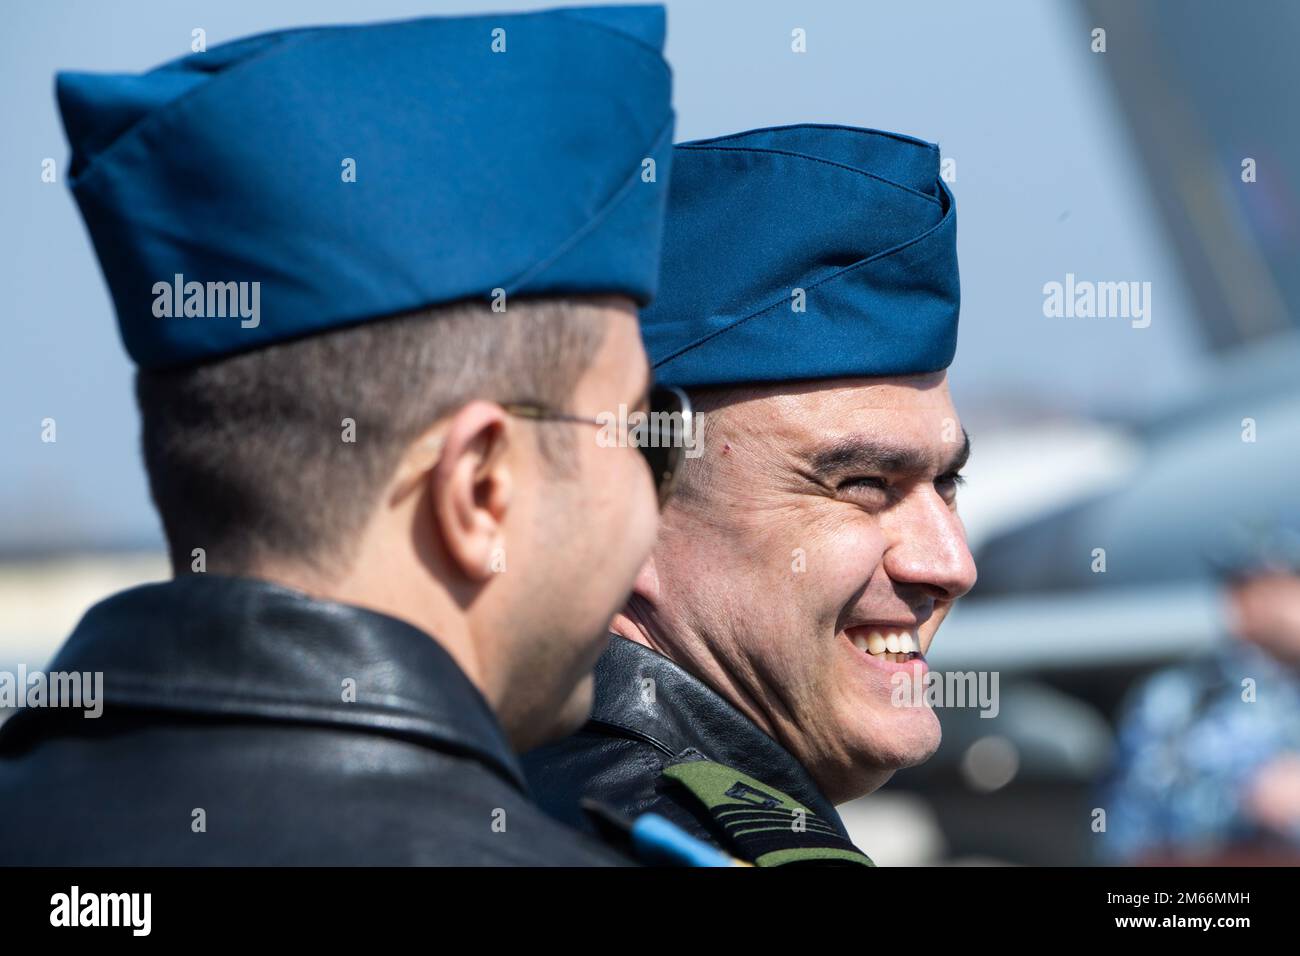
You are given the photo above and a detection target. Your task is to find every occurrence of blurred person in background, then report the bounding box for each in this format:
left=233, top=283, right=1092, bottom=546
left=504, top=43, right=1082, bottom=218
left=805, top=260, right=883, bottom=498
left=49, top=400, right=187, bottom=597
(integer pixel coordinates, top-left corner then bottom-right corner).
left=1098, top=532, right=1300, bottom=864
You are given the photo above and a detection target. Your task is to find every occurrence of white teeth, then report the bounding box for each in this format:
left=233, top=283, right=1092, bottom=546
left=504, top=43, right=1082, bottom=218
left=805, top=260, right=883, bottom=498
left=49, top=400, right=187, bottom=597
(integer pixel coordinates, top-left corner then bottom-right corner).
left=850, top=629, right=918, bottom=659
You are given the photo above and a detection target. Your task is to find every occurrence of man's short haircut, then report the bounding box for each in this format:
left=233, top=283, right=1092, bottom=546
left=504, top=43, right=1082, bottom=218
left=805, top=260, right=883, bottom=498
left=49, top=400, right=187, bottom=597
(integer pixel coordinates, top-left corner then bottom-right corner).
left=136, top=298, right=609, bottom=577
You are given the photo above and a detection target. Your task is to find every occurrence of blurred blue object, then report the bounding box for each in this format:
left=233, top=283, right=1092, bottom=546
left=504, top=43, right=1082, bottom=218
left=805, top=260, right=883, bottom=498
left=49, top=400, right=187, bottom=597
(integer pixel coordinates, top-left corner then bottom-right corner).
left=1096, top=641, right=1300, bottom=862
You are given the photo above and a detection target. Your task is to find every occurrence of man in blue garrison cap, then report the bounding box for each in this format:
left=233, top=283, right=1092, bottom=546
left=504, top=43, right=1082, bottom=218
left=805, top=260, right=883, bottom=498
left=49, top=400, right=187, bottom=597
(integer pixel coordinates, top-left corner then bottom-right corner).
left=0, top=6, right=708, bottom=866
left=524, top=124, right=979, bottom=866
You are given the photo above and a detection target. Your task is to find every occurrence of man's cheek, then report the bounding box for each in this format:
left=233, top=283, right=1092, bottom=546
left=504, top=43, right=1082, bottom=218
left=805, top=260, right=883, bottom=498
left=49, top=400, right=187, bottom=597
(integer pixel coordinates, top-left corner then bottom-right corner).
left=810, top=522, right=887, bottom=599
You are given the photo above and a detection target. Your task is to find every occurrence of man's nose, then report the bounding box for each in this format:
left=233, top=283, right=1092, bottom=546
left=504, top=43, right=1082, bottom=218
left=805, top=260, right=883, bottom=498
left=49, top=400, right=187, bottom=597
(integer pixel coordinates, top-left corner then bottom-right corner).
left=880, top=490, right=978, bottom=602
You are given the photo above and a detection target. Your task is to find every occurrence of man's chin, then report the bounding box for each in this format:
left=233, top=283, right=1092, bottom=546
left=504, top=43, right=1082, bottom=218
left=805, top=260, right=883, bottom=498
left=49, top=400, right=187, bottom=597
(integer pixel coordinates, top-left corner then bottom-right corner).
left=549, top=673, right=597, bottom=740
left=851, top=707, right=942, bottom=772
left=511, top=672, right=595, bottom=752
left=805, top=709, right=942, bottom=802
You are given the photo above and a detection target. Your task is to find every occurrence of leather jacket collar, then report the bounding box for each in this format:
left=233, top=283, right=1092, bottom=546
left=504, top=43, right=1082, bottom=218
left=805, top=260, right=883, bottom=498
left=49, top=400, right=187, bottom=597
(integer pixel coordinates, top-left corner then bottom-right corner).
left=40, top=574, right=527, bottom=791
left=588, top=634, right=851, bottom=838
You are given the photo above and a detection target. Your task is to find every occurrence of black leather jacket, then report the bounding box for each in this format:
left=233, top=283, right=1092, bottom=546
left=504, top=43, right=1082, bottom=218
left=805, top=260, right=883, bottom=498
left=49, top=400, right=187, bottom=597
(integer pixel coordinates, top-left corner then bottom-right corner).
left=523, top=635, right=874, bottom=865
left=0, top=575, right=628, bottom=866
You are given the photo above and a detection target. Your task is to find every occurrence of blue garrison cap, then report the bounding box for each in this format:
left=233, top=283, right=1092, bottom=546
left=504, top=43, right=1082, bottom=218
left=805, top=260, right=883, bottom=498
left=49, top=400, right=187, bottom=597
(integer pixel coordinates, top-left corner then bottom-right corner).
left=641, top=124, right=958, bottom=389
left=56, top=6, right=674, bottom=369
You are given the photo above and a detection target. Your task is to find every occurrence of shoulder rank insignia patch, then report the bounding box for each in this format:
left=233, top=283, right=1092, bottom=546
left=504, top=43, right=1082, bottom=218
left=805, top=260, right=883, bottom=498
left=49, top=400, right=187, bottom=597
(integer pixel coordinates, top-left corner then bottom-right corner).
left=661, top=753, right=875, bottom=867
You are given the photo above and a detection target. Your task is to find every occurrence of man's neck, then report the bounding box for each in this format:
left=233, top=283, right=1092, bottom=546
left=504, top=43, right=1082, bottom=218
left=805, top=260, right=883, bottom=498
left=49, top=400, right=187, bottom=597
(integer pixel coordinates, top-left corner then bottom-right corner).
left=255, top=559, right=494, bottom=709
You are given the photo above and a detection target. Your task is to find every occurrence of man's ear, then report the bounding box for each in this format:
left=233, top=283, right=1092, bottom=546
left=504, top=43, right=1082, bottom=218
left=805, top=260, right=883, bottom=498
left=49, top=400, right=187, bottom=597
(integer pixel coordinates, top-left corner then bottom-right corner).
left=425, top=400, right=514, bottom=582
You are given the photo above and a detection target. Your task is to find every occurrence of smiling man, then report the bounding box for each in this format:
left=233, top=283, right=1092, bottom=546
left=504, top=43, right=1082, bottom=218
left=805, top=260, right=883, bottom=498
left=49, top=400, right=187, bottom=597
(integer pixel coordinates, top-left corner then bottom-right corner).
left=524, top=124, right=978, bottom=866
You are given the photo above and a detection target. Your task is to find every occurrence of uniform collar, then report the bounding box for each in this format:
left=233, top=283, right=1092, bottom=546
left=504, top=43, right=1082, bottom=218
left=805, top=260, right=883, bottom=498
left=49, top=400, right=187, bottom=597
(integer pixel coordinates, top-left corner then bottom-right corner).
left=42, top=574, right=527, bottom=791
left=588, top=634, right=851, bottom=838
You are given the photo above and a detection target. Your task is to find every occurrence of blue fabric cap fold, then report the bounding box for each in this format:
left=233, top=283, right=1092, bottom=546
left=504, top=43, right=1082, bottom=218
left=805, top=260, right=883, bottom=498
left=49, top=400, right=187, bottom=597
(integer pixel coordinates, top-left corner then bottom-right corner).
left=56, top=5, right=675, bottom=369
left=640, top=124, right=958, bottom=389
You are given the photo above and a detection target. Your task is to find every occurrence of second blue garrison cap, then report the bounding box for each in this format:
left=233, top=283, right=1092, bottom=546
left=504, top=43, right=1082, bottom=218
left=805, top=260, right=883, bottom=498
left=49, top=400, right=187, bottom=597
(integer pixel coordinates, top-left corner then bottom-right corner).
left=641, top=124, right=958, bottom=389
left=56, top=5, right=675, bottom=369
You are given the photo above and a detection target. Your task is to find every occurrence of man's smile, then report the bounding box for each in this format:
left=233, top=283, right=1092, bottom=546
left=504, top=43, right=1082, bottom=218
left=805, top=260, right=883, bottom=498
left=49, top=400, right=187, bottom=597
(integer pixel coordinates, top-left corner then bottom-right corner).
left=844, top=624, right=930, bottom=674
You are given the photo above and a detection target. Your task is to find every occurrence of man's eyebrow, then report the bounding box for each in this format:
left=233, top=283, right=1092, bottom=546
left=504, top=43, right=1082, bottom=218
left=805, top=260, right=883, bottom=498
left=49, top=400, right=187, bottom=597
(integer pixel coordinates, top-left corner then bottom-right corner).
left=943, top=430, right=972, bottom=474
left=804, top=429, right=971, bottom=478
